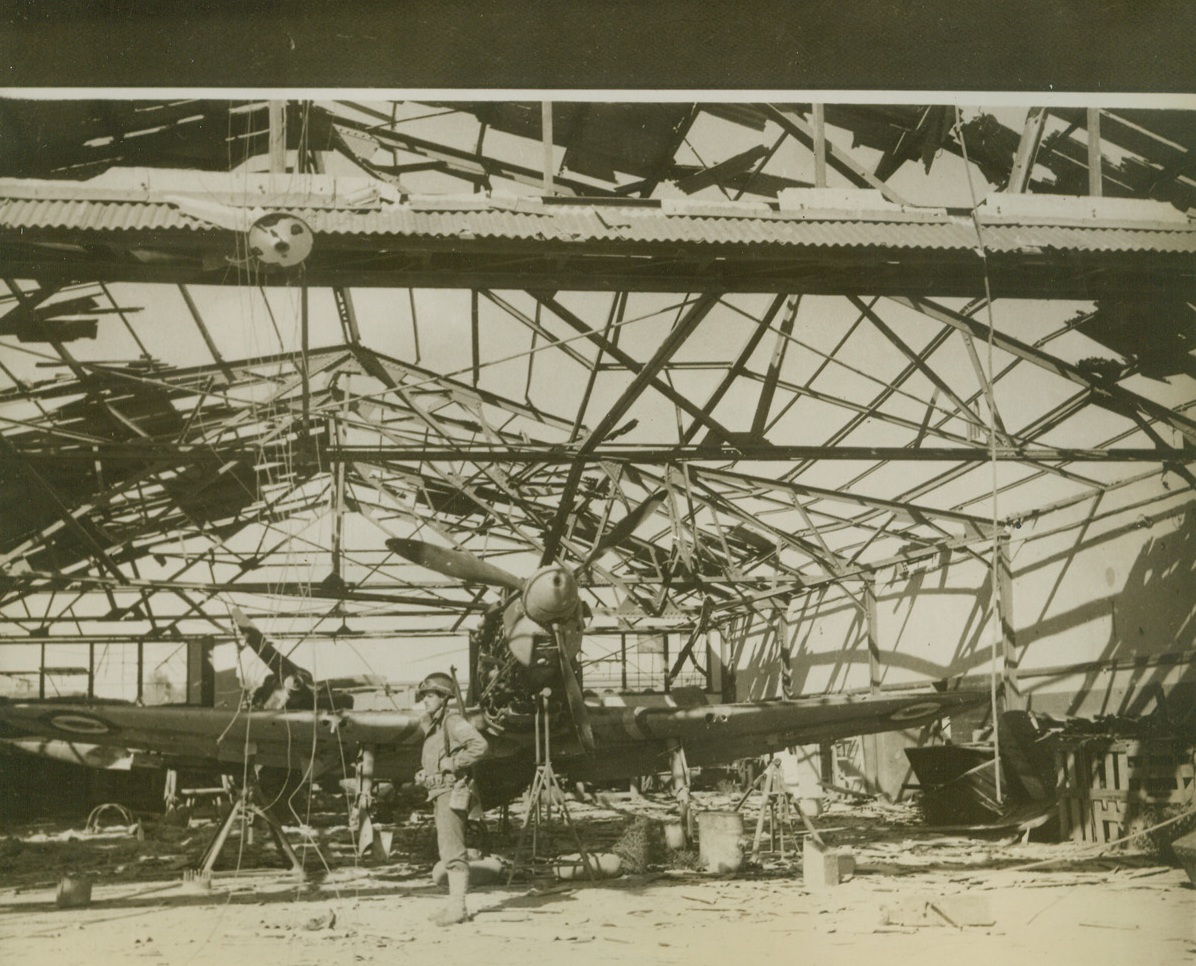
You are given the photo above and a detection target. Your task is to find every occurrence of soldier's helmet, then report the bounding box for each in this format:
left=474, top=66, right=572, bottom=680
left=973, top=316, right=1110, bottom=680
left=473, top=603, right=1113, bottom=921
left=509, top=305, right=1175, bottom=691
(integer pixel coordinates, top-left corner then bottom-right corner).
left=416, top=672, right=455, bottom=700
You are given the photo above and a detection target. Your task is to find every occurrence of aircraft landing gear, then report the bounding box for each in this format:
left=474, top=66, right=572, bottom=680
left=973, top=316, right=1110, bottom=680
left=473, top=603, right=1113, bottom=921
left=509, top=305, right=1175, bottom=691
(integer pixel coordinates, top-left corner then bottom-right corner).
left=352, top=746, right=391, bottom=862
left=670, top=741, right=695, bottom=845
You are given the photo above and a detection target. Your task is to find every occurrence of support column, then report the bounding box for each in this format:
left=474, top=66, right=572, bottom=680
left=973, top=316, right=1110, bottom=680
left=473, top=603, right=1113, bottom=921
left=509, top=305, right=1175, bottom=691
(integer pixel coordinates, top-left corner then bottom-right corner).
left=997, top=533, right=1021, bottom=709
left=1008, top=107, right=1047, bottom=193
left=812, top=103, right=827, bottom=188
left=541, top=101, right=555, bottom=196
left=330, top=379, right=348, bottom=600
left=268, top=101, right=287, bottom=174
left=862, top=576, right=881, bottom=794
left=1087, top=108, right=1103, bottom=197
left=776, top=610, right=793, bottom=698
left=864, top=575, right=881, bottom=693
left=669, top=741, right=693, bottom=841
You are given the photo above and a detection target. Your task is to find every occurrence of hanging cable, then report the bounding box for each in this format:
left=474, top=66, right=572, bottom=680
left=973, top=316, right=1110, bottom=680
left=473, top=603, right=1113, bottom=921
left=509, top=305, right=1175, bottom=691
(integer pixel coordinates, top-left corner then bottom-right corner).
left=954, top=105, right=1004, bottom=804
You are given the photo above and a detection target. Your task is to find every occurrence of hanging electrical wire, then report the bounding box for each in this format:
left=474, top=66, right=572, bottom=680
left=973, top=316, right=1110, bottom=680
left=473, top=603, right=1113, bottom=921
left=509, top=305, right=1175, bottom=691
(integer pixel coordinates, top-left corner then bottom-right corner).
left=954, top=104, right=1005, bottom=804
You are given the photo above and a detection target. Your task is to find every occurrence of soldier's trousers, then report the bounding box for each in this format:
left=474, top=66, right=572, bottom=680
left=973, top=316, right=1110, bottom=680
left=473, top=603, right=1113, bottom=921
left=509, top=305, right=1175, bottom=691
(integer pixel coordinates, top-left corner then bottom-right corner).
left=433, top=792, right=468, bottom=876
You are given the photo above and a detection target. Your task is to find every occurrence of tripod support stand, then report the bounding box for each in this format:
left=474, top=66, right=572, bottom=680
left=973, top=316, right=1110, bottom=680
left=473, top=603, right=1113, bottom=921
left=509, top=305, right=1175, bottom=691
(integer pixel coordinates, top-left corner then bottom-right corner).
left=194, top=766, right=306, bottom=877
left=506, top=689, right=596, bottom=884
left=734, top=755, right=821, bottom=859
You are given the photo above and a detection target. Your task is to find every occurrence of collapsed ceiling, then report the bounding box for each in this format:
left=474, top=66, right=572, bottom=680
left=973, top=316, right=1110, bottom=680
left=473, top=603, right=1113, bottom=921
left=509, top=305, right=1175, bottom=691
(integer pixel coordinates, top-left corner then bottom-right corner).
left=0, top=99, right=1192, bottom=667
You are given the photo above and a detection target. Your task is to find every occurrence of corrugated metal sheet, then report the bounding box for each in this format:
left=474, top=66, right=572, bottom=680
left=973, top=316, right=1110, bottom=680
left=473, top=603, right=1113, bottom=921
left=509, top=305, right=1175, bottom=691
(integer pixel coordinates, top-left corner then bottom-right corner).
left=2, top=195, right=1194, bottom=254
left=0, top=198, right=182, bottom=232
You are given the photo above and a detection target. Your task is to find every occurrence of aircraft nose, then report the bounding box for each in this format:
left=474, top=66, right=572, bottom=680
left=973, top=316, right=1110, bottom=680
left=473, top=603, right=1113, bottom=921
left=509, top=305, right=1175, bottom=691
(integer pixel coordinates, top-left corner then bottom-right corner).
left=522, top=565, right=579, bottom=624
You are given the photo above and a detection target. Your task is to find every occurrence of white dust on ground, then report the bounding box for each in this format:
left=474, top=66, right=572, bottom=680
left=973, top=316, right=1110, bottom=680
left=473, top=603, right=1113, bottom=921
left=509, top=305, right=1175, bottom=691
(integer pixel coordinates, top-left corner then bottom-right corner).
left=1, top=798, right=1193, bottom=966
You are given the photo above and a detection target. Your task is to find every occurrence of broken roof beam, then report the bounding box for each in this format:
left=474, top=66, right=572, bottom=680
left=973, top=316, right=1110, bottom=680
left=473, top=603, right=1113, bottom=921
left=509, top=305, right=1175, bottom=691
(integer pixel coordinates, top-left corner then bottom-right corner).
left=632, top=464, right=850, bottom=580
left=777, top=305, right=954, bottom=478
left=629, top=104, right=701, bottom=198
left=384, top=385, right=553, bottom=547
left=532, top=292, right=743, bottom=448
left=1045, top=107, right=1196, bottom=205
left=349, top=343, right=575, bottom=431
left=701, top=464, right=990, bottom=533
left=690, top=471, right=942, bottom=565
left=540, top=292, right=722, bottom=562
left=179, top=288, right=235, bottom=383
left=762, top=105, right=912, bottom=205
left=749, top=295, right=800, bottom=438
left=85, top=471, right=326, bottom=628
left=848, top=294, right=1002, bottom=443
left=6, top=568, right=485, bottom=611
left=138, top=489, right=337, bottom=637
left=1008, top=108, right=1049, bottom=193
left=872, top=106, right=955, bottom=183
left=479, top=290, right=593, bottom=370
left=745, top=364, right=987, bottom=452
left=0, top=436, right=133, bottom=586
left=894, top=315, right=1106, bottom=491
left=326, top=102, right=612, bottom=198
left=318, top=441, right=1196, bottom=464
left=356, top=459, right=645, bottom=606
left=0, top=457, right=184, bottom=569
left=891, top=295, right=1196, bottom=448
left=680, top=293, right=789, bottom=445
left=955, top=326, right=1015, bottom=445
left=331, top=287, right=362, bottom=344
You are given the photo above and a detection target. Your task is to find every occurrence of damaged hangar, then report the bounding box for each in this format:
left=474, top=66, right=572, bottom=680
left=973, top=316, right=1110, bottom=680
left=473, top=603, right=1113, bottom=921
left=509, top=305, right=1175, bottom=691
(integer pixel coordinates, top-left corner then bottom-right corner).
left=0, top=98, right=1194, bottom=953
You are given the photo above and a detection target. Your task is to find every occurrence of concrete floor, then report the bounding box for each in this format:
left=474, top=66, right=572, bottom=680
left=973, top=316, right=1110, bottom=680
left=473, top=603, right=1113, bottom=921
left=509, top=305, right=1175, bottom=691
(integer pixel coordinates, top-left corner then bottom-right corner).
left=0, top=797, right=1192, bottom=966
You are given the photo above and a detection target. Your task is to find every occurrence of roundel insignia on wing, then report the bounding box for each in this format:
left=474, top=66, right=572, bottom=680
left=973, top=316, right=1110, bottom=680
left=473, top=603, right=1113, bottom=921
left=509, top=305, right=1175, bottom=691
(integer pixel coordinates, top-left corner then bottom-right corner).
left=44, top=712, right=114, bottom=736
left=887, top=701, right=943, bottom=722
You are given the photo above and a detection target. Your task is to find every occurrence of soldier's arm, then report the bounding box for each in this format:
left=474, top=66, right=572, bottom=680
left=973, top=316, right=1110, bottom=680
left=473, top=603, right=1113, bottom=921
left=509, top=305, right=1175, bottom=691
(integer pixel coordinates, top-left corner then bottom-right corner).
left=446, top=716, right=489, bottom=772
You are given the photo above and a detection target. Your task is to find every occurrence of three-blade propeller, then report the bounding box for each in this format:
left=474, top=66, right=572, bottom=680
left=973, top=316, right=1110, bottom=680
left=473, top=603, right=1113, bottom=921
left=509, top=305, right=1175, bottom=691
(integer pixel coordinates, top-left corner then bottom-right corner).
left=385, top=491, right=667, bottom=755
left=387, top=536, right=596, bottom=752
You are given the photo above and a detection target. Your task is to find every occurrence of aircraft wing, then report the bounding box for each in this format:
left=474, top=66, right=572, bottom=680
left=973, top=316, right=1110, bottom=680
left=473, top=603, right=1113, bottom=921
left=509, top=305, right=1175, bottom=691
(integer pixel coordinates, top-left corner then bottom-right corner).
left=1, top=737, right=138, bottom=770
left=571, top=688, right=988, bottom=780
left=0, top=688, right=985, bottom=792
left=0, top=700, right=445, bottom=782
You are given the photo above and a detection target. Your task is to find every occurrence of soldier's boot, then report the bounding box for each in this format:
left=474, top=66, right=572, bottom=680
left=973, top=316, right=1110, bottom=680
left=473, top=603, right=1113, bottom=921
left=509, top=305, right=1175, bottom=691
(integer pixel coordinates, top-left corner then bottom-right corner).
left=432, top=868, right=470, bottom=925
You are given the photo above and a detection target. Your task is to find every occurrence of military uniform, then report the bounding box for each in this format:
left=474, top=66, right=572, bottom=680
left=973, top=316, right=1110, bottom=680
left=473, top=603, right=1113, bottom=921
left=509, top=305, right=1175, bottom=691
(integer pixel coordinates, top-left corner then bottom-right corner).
left=416, top=675, right=488, bottom=925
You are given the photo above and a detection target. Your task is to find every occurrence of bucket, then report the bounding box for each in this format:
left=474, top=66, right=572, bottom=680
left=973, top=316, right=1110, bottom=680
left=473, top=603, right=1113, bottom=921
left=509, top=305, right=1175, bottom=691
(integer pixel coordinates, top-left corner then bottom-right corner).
left=663, top=821, right=687, bottom=851
left=799, top=797, right=823, bottom=818
left=55, top=875, right=92, bottom=909
left=697, top=811, right=744, bottom=873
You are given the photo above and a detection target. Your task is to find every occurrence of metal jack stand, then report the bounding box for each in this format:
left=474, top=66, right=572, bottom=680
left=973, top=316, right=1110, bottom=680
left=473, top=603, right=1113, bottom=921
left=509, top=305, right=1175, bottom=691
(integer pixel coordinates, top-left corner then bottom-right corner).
left=194, top=768, right=306, bottom=877
left=735, top=755, right=818, bottom=859
left=506, top=689, right=595, bottom=884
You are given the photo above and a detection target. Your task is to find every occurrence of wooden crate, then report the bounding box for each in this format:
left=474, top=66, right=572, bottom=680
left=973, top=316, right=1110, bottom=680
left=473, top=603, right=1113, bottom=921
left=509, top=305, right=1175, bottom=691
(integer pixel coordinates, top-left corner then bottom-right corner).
left=1056, top=738, right=1196, bottom=843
